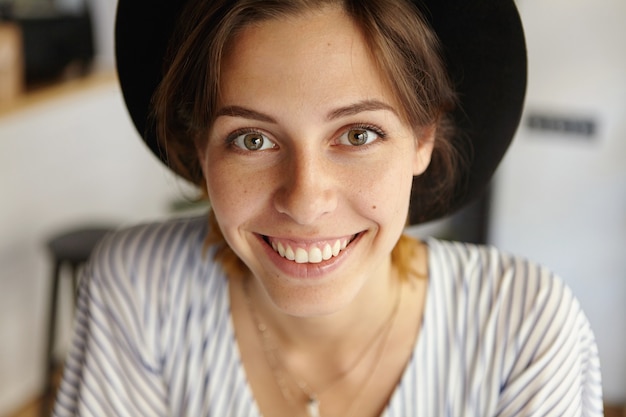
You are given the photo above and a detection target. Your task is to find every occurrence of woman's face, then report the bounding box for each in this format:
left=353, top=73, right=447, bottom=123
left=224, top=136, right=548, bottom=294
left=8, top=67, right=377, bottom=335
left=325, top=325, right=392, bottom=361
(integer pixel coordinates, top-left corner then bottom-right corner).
left=201, top=6, right=434, bottom=316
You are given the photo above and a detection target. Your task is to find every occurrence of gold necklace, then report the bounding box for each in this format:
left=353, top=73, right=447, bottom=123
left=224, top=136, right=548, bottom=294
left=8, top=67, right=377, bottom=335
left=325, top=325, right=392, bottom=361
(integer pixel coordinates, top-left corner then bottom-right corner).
left=243, top=279, right=402, bottom=417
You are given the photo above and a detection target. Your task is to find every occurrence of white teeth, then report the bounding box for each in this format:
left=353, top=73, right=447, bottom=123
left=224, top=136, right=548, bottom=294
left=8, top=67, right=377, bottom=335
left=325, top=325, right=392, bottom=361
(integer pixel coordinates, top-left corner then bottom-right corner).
left=322, top=244, right=332, bottom=261
left=270, top=237, right=353, bottom=264
left=309, top=247, right=323, bottom=263
left=295, top=248, right=308, bottom=263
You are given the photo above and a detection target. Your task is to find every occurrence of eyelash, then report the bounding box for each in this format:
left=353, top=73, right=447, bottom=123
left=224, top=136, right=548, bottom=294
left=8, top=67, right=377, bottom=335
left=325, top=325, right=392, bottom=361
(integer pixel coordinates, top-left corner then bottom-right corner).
left=225, top=128, right=257, bottom=142
left=223, top=123, right=388, bottom=149
left=347, top=123, right=387, bottom=141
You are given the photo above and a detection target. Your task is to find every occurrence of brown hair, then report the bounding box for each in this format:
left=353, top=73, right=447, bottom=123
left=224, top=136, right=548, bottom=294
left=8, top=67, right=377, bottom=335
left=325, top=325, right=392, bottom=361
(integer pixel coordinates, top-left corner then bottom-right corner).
left=152, top=0, right=462, bottom=280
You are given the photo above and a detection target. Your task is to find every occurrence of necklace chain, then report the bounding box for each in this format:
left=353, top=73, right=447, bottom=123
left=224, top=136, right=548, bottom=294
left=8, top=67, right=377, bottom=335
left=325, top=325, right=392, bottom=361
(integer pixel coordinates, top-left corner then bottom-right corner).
left=243, top=279, right=402, bottom=417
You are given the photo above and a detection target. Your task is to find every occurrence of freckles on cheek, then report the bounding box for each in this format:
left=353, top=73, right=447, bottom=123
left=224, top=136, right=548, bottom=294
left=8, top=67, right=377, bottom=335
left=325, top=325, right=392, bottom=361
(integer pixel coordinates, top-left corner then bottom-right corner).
left=208, top=179, right=247, bottom=209
left=207, top=170, right=265, bottom=227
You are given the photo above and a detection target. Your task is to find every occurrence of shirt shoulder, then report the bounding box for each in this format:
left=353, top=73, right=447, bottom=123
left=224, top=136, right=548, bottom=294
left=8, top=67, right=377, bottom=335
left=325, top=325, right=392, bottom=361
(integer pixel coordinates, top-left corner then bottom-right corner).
left=415, top=239, right=602, bottom=416
left=425, top=238, right=591, bottom=344
left=84, top=215, right=227, bottom=336
left=90, top=215, right=210, bottom=277
left=426, top=238, right=572, bottom=317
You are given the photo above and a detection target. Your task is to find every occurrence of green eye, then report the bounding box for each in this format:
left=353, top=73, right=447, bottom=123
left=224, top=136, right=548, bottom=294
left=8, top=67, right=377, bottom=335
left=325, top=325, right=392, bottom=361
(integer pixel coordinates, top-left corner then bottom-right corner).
left=339, top=126, right=382, bottom=146
left=231, top=131, right=276, bottom=151
left=347, top=128, right=369, bottom=146
left=244, top=133, right=264, bottom=150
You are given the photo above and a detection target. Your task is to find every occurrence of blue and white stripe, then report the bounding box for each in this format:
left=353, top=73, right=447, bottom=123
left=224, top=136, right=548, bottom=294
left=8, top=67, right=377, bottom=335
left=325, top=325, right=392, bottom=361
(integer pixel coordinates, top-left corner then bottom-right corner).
left=53, top=216, right=603, bottom=416
left=384, top=239, right=603, bottom=416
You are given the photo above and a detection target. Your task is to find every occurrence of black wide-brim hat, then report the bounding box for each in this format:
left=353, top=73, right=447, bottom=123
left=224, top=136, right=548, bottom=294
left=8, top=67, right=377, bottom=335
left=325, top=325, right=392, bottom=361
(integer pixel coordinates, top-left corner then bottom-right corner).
left=115, top=0, right=527, bottom=225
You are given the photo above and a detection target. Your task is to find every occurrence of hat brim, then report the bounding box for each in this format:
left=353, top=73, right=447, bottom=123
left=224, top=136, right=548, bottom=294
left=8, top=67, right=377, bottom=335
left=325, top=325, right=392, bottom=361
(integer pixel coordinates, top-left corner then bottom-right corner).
left=412, top=1, right=527, bottom=224
left=115, top=0, right=527, bottom=225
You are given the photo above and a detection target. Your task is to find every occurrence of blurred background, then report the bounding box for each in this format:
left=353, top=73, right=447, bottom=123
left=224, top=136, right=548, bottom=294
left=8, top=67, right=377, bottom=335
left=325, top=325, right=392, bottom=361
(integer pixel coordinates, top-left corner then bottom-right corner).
left=0, top=0, right=624, bottom=416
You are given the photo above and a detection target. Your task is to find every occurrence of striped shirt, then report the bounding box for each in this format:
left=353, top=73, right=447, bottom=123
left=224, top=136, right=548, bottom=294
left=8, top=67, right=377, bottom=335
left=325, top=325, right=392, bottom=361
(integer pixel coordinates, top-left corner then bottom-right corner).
left=53, top=216, right=603, bottom=416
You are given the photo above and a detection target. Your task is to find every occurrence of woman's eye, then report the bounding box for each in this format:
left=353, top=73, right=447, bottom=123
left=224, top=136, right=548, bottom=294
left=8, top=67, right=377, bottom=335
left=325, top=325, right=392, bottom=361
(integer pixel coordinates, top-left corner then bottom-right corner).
left=338, top=127, right=382, bottom=146
left=231, top=131, right=276, bottom=151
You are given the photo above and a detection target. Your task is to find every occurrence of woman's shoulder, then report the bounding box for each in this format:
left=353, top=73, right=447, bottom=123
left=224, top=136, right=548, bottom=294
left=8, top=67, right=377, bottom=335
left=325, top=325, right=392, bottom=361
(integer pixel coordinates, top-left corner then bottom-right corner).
left=81, top=214, right=231, bottom=330
left=85, top=214, right=221, bottom=292
left=424, top=237, right=596, bottom=358
left=420, top=238, right=602, bottom=414
left=426, top=237, right=567, bottom=300
left=428, top=239, right=595, bottom=353
left=92, top=214, right=209, bottom=266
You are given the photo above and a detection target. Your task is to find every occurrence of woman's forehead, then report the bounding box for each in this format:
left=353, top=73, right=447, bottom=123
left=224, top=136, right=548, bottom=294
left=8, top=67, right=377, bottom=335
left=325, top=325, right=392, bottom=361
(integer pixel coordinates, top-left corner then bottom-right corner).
left=218, top=7, right=400, bottom=118
left=224, top=6, right=355, bottom=63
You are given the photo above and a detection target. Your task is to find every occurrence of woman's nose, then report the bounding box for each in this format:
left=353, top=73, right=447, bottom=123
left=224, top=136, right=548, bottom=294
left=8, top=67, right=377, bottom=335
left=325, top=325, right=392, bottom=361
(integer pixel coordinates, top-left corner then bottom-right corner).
left=273, top=152, right=338, bottom=225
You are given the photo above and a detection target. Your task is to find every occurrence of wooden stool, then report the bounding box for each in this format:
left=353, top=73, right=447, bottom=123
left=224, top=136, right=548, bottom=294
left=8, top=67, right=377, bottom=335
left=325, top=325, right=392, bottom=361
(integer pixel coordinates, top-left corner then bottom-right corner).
left=41, top=226, right=113, bottom=416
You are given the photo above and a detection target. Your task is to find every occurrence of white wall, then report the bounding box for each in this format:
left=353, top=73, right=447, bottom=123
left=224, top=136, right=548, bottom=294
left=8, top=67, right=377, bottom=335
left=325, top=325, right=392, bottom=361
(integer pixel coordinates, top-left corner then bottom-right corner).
left=0, top=79, right=196, bottom=415
left=85, top=0, right=116, bottom=70
left=491, top=0, right=626, bottom=403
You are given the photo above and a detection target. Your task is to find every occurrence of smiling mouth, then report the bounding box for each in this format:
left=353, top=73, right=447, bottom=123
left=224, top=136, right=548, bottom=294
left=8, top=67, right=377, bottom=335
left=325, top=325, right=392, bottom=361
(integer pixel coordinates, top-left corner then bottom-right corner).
left=264, top=234, right=359, bottom=264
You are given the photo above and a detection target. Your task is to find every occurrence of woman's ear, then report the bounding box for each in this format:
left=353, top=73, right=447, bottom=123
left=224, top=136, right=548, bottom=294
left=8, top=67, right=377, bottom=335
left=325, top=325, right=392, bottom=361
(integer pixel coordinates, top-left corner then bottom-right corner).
left=413, top=124, right=436, bottom=176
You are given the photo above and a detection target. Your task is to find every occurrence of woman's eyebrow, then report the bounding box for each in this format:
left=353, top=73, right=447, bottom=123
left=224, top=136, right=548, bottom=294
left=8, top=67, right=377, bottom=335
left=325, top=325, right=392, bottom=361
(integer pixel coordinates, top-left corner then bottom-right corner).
left=215, top=106, right=277, bottom=123
left=215, top=99, right=397, bottom=123
left=326, top=99, right=398, bottom=120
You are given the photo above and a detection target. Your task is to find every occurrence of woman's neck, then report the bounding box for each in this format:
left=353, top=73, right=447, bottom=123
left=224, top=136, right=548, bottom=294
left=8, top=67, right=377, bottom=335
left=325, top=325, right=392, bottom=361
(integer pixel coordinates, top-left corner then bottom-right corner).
left=243, top=256, right=402, bottom=365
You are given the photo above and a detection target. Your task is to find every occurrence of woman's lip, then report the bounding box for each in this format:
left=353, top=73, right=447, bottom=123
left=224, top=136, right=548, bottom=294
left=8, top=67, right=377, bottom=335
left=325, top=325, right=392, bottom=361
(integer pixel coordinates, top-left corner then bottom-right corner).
left=255, top=232, right=363, bottom=278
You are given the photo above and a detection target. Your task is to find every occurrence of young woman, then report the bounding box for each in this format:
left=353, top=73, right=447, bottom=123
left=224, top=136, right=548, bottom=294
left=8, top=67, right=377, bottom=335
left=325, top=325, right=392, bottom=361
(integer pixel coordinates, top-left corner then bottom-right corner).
left=54, top=0, right=603, bottom=416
